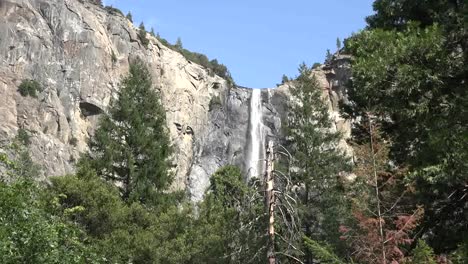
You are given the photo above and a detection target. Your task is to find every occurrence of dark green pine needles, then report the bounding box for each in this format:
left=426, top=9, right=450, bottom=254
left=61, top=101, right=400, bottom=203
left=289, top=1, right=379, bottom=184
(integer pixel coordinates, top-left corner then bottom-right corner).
left=82, top=59, right=172, bottom=205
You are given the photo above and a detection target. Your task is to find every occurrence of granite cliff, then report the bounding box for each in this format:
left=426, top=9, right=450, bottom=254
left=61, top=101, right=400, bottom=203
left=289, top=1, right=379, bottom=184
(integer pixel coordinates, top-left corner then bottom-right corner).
left=0, top=0, right=352, bottom=200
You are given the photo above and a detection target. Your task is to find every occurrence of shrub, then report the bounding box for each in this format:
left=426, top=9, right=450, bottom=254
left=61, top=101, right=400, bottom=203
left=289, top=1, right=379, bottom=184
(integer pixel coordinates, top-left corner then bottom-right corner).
left=17, top=128, right=31, bottom=146
left=155, top=34, right=235, bottom=86
left=18, top=79, right=41, bottom=98
left=104, top=5, right=123, bottom=16
left=69, top=137, right=78, bottom=147
left=312, top=62, right=321, bottom=69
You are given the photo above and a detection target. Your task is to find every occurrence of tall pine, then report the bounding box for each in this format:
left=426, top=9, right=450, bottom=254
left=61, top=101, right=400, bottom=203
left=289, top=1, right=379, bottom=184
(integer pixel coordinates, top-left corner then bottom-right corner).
left=81, top=59, right=171, bottom=205
left=287, top=63, right=350, bottom=261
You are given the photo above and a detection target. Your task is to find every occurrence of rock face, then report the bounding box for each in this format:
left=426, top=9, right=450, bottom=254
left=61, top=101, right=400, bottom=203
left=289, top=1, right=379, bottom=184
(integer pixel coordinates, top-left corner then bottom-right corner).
left=0, top=0, right=352, bottom=200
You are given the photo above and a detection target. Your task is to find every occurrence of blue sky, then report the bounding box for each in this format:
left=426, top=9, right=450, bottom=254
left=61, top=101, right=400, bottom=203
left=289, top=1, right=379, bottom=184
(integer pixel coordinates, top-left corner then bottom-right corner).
left=103, top=0, right=375, bottom=87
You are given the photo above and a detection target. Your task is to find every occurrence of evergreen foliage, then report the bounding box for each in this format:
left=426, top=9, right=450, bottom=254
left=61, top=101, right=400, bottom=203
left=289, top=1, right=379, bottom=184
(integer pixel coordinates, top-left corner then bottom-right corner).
left=286, top=63, right=351, bottom=260
left=336, top=37, right=342, bottom=50
left=154, top=34, right=235, bottom=86
left=281, top=74, right=289, bottom=84
left=81, top=59, right=172, bottom=204
left=138, top=22, right=150, bottom=48
left=411, top=239, right=437, bottom=264
left=303, top=236, right=345, bottom=264
left=125, top=12, right=133, bottom=22
left=344, top=0, right=467, bottom=252
left=192, top=166, right=265, bottom=263
left=104, top=5, right=123, bottom=16
left=18, top=79, right=41, bottom=98
left=16, top=128, right=31, bottom=146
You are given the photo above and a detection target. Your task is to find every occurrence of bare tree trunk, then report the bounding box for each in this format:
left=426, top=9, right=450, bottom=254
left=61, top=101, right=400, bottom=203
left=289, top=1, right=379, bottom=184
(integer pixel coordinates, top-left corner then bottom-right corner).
left=266, top=141, right=276, bottom=264
left=368, top=114, right=386, bottom=264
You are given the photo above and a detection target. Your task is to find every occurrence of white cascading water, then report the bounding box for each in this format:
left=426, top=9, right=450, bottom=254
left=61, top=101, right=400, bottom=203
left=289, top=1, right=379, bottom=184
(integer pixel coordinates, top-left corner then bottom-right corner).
left=248, top=89, right=264, bottom=179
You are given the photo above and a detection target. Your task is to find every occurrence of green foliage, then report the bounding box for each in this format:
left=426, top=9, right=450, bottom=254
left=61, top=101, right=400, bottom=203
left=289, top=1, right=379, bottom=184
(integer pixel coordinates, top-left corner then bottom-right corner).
left=48, top=169, right=195, bottom=263
left=0, top=180, right=100, bottom=263
left=281, top=74, right=289, bottom=84
left=192, top=166, right=265, bottom=263
left=1, top=138, right=41, bottom=181
left=411, top=239, right=437, bottom=264
left=325, top=49, right=333, bottom=63
left=450, top=240, right=468, bottom=264
left=18, top=79, right=41, bottom=98
left=126, top=11, right=133, bottom=22
left=303, top=236, right=344, bottom=264
left=138, top=22, right=149, bottom=48
left=336, top=37, right=342, bottom=50
left=104, top=5, right=123, bottom=16
left=312, top=62, right=321, bottom=69
left=16, top=128, right=31, bottom=146
left=81, top=59, right=172, bottom=204
left=287, top=63, right=351, bottom=260
left=175, top=37, right=183, bottom=49
left=345, top=7, right=467, bottom=251
left=155, top=34, right=235, bottom=86
left=208, top=95, right=222, bottom=111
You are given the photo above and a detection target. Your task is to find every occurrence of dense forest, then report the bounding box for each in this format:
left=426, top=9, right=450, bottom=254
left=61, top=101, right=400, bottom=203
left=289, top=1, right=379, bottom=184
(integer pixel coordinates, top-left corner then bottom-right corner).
left=0, top=0, right=467, bottom=263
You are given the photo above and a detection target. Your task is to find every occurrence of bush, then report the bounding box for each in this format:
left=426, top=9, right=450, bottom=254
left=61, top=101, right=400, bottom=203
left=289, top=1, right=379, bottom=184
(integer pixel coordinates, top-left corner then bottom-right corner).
left=16, top=128, right=31, bottom=146
left=18, top=79, right=41, bottom=98
left=104, top=5, right=123, bottom=16
left=69, top=137, right=78, bottom=147
left=155, top=34, right=235, bottom=86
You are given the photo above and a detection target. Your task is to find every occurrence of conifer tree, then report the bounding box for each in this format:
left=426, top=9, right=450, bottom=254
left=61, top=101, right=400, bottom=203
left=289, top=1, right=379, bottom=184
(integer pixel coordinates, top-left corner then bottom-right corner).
left=287, top=63, right=350, bottom=260
left=336, top=37, right=342, bottom=50
left=125, top=12, right=133, bottom=23
left=175, top=37, right=183, bottom=50
left=138, top=22, right=149, bottom=48
left=192, top=166, right=264, bottom=263
left=81, top=59, right=171, bottom=204
left=411, top=240, right=437, bottom=264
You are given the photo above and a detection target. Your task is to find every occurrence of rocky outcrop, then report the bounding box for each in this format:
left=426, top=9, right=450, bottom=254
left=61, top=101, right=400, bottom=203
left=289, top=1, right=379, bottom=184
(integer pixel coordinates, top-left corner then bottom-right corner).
left=0, top=0, right=244, bottom=196
left=0, top=0, right=353, bottom=200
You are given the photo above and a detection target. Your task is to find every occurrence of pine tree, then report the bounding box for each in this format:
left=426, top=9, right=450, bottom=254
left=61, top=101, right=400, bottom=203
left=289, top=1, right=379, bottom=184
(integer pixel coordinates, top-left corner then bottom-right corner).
left=175, top=37, right=183, bottom=50
left=125, top=12, right=133, bottom=23
left=81, top=59, right=172, bottom=204
left=287, top=63, right=350, bottom=260
left=325, top=49, right=333, bottom=63
left=192, top=166, right=264, bottom=263
left=138, top=22, right=149, bottom=48
left=281, top=74, right=289, bottom=84
left=336, top=37, right=342, bottom=50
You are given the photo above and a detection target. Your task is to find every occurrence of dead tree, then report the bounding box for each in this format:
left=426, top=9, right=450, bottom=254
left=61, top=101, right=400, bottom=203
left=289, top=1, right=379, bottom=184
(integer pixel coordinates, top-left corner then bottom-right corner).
left=264, top=140, right=304, bottom=264
left=265, top=141, right=276, bottom=264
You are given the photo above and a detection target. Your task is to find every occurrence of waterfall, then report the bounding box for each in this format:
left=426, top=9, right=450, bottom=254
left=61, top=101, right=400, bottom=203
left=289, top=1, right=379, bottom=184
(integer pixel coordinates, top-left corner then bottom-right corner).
left=248, top=89, right=265, bottom=179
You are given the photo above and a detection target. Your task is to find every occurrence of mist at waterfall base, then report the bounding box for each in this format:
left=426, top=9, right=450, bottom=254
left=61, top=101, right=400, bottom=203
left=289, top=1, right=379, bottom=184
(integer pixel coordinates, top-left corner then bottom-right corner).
left=247, top=89, right=265, bottom=179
